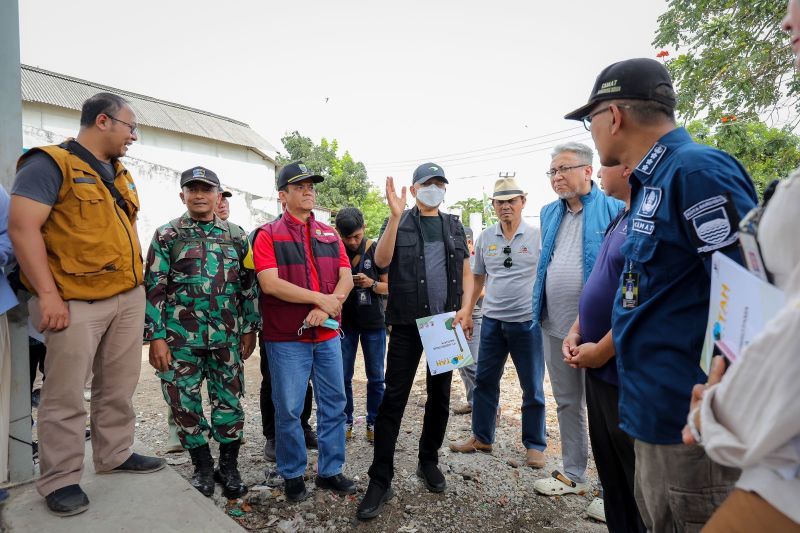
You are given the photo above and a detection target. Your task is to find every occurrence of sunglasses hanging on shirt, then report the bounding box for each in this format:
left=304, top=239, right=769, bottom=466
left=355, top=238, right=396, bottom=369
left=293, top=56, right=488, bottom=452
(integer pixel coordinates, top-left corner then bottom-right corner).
left=503, top=246, right=513, bottom=268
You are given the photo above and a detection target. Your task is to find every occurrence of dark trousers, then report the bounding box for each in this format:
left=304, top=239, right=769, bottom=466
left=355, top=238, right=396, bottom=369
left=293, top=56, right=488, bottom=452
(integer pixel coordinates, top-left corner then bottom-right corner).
left=585, top=372, right=646, bottom=533
left=30, top=340, right=46, bottom=390
left=259, top=342, right=312, bottom=438
left=368, top=324, right=452, bottom=489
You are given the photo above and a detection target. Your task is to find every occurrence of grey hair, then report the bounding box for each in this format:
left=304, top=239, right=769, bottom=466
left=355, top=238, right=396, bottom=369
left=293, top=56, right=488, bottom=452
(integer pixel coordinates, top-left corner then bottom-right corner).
left=551, top=142, right=594, bottom=165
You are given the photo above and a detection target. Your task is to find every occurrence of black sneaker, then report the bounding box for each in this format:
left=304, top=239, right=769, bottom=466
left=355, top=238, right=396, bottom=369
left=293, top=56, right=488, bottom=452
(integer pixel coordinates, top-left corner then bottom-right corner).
left=107, top=453, right=166, bottom=474
left=416, top=462, right=446, bottom=493
left=303, top=428, right=318, bottom=449
left=284, top=475, right=309, bottom=502
left=263, top=437, right=276, bottom=462
left=315, top=473, right=356, bottom=496
left=356, top=481, right=394, bottom=520
left=45, top=484, right=89, bottom=517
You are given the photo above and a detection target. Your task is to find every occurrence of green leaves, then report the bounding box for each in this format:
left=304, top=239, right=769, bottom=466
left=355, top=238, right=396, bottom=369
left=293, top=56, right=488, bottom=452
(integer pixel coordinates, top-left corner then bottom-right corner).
left=449, top=197, right=497, bottom=229
left=654, top=0, right=795, bottom=124
left=277, top=130, right=370, bottom=209
left=687, top=119, right=800, bottom=196
left=277, top=131, right=385, bottom=235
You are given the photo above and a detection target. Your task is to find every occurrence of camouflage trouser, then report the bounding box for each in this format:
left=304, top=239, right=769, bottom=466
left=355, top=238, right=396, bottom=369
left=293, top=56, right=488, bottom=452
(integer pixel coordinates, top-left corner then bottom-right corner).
left=158, top=346, right=244, bottom=449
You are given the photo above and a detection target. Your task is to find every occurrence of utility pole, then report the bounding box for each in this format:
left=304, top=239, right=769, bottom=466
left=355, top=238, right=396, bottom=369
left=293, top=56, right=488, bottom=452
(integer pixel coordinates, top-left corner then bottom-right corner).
left=0, top=0, right=34, bottom=485
left=498, top=171, right=516, bottom=179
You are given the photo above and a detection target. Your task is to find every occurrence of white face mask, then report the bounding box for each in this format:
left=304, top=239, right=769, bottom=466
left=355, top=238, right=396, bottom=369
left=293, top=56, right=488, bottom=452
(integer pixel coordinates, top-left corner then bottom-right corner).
left=416, top=184, right=445, bottom=208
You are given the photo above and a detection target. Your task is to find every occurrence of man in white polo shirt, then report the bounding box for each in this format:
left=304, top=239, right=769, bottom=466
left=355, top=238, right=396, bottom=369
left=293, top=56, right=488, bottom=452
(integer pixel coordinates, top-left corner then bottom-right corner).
left=450, top=177, right=547, bottom=468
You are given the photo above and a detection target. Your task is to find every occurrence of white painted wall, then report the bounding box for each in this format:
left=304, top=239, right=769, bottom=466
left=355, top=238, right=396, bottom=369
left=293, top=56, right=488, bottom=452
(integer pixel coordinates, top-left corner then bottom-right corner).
left=21, top=102, right=281, bottom=250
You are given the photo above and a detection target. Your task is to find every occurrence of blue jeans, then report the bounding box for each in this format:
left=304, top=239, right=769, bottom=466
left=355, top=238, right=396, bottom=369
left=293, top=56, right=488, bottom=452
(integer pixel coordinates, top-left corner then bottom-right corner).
left=266, top=337, right=347, bottom=479
left=457, top=315, right=482, bottom=404
left=472, top=316, right=546, bottom=451
left=341, top=327, right=386, bottom=425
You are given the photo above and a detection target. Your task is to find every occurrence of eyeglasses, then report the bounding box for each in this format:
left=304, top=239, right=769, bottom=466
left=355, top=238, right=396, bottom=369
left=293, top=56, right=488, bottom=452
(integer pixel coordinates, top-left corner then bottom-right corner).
left=105, top=113, right=138, bottom=135
left=545, top=164, right=587, bottom=179
left=581, top=104, right=633, bottom=131
left=503, top=246, right=512, bottom=268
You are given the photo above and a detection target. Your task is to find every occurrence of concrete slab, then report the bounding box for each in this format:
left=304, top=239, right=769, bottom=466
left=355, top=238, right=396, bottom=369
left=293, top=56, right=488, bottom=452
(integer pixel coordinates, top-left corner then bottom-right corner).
left=2, top=440, right=244, bottom=532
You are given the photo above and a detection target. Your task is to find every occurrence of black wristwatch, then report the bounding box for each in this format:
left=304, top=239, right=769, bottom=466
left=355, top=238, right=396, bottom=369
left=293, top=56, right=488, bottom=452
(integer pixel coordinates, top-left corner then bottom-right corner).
left=370, top=280, right=378, bottom=292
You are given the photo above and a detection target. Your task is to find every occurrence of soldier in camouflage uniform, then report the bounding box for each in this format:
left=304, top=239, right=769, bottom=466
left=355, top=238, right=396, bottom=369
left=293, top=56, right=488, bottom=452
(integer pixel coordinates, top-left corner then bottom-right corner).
left=144, top=166, right=259, bottom=498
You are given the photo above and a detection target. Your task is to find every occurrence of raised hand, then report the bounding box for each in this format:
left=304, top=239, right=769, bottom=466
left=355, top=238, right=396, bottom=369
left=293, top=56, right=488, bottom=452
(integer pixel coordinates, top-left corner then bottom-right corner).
left=385, top=176, right=408, bottom=217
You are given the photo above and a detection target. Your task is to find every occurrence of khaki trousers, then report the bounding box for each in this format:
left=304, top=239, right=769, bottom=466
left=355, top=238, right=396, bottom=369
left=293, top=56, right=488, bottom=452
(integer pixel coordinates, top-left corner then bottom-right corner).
left=31, top=285, right=145, bottom=497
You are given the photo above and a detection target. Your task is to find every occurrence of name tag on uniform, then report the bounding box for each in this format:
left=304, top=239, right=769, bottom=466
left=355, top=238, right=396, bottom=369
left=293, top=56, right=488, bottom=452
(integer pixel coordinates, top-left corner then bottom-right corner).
left=621, top=272, right=639, bottom=308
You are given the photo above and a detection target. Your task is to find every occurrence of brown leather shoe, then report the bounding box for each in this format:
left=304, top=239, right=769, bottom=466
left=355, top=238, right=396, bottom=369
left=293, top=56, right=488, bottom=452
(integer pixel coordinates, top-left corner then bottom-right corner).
left=449, top=435, right=492, bottom=454
left=526, top=448, right=546, bottom=469
left=452, top=403, right=472, bottom=415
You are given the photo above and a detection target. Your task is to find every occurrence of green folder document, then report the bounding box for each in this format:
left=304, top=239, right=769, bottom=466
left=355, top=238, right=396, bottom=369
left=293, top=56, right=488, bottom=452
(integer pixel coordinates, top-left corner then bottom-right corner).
left=416, top=311, right=474, bottom=376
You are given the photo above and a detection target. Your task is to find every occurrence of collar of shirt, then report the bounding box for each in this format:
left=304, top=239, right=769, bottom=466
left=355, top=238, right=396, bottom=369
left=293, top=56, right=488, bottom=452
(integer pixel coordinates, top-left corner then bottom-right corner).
left=560, top=180, right=599, bottom=214
left=282, top=209, right=315, bottom=227
left=179, top=212, right=227, bottom=231
left=494, top=220, right=528, bottom=239
left=345, top=238, right=366, bottom=261
left=633, top=127, right=693, bottom=184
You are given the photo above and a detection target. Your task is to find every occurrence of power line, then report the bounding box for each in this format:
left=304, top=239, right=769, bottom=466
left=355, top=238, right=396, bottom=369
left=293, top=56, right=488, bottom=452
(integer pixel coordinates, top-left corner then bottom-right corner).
left=368, top=132, right=594, bottom=171
left=440, top=137, right=594, bottom=168
left=364, top=125, right=584, bottom=167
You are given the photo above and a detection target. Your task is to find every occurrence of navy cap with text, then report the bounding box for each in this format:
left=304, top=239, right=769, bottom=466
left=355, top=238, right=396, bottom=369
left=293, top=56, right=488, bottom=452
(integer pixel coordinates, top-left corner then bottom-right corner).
left=564, top=58, right=676, bottom=121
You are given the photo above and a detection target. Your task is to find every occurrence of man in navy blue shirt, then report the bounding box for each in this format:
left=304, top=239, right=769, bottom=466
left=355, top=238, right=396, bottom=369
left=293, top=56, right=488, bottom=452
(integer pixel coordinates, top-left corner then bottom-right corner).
left=564, top=58, right=758, bottom=531
left=563, top=164, right=644, bottom=532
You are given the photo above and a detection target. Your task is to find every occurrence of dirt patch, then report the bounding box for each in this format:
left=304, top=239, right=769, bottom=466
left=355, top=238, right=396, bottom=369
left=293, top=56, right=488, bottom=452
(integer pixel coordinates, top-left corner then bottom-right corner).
left=133, top=347, right=604, bottom=532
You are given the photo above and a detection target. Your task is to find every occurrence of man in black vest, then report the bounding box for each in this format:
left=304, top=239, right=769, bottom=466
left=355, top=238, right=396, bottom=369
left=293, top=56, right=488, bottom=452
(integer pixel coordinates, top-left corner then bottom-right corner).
left=356, top=163, right=474, bottom=520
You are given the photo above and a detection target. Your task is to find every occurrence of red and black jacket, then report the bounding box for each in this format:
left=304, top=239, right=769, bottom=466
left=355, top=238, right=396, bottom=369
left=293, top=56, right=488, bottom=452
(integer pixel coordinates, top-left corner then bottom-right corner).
left=259, top=212, right=342, bottom=341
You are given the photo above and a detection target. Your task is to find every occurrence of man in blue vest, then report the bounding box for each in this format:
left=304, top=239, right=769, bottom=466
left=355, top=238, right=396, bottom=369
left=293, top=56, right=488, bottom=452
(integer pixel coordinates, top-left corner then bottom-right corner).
left=532, top=143, right=623, bottom=496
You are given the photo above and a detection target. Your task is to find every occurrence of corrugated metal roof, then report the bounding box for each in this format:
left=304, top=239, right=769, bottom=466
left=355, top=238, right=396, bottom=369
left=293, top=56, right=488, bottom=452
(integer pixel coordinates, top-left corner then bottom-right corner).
left=20, top=65, right=277, bottom=161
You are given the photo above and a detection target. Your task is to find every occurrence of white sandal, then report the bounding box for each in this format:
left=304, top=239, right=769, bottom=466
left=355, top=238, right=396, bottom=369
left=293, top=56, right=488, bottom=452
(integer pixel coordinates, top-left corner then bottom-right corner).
left=533, top=470, right=590, bottom=496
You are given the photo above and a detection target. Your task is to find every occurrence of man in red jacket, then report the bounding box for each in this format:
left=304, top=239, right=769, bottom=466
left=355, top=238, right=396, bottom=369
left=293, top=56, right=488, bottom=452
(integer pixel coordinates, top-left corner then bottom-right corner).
left=253, top=162, right=355, bottom=502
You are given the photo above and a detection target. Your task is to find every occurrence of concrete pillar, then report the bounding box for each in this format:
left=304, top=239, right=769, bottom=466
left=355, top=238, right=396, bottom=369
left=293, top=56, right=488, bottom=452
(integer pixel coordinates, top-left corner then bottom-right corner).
left=0, top=0, right=33, bottom=484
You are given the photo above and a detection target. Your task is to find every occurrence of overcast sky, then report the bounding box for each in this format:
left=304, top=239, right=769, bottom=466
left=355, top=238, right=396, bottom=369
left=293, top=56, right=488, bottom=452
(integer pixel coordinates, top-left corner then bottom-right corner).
left=18, top=0, right=668, bottom=215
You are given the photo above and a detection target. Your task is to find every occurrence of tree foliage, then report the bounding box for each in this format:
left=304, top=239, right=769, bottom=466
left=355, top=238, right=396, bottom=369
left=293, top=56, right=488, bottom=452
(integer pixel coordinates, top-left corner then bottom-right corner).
left=277, top=131, right=371, bottom=210
left=360, top=187, right=391, bottom=238
left=653, top=0, right=799, bottom=125
left=687, top=118, right=800, bottom=196
left=449, top=197, right=497, bottom=228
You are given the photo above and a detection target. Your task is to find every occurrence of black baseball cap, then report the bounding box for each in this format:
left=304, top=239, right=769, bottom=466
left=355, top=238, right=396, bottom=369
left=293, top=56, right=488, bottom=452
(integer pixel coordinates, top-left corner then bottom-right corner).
left=180, top=166, right=220, bottom=188
left=564, top=58, right=677, bottom=121
left=219, top=186, right=232, bottom=198
left=276, top=161, right=324, bottom=190
left=412, top=162, right=448, bottom=185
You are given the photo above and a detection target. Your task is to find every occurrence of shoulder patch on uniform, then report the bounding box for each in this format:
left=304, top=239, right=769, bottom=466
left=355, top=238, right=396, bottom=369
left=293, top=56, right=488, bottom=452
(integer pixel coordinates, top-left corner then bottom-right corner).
left=631, top=218, right=655, bottom=235
left=636, top=143, right=667, bottom=175
left=637, top=187, right=662, bottom=218
left=683, top=194, right=740, bottom=253
left=682, top=195, right=727, bottom=220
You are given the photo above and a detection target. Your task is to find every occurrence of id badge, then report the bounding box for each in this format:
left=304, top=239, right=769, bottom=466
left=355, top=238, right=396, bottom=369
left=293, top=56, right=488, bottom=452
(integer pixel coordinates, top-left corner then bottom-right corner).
left=621, top=272, right=639, bottom=309
left=356, top=288, right=372, bottom=306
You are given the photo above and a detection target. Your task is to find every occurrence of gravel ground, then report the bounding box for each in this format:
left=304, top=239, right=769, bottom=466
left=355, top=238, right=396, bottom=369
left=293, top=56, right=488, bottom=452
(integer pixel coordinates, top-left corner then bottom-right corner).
left=132, top=346, right=605, bottom=532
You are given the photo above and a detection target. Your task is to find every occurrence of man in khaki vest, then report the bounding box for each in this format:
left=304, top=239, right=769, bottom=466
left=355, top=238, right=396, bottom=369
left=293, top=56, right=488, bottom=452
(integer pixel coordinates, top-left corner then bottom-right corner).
left=9, top=92, right=165, bottom=517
